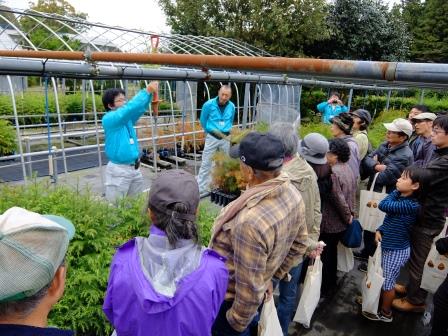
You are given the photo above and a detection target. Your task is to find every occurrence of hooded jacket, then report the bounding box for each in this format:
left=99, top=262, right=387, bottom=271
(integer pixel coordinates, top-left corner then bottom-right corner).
left=418, top=147, right=448, bottom=233
left=103, top=230, right=228, bottom=336
left=283, top=155, right=321, bottom=256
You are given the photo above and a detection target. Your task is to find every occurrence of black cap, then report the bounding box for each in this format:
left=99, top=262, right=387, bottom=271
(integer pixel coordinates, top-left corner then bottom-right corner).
left=229, top=132, right=285, bottom=171
left=148, top=170, right=199, bottom=221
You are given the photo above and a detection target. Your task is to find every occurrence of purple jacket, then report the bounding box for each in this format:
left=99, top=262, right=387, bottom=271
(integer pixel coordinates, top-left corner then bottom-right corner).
left=103, top=236, right=228, bottom=336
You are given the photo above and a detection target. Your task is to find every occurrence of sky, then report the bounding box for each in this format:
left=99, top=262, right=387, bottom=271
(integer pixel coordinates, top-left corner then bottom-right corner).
left=5, top=0, right=401, bottom=34
left=4, top=0, right=169, bottom=33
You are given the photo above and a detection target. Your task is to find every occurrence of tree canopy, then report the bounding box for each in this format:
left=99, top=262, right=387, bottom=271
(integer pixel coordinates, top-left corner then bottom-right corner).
left=158, top=0, right=330, bottom=57
left=19, top=0, right=87, bottom=50
left=405, top=0, right=448, bottom=62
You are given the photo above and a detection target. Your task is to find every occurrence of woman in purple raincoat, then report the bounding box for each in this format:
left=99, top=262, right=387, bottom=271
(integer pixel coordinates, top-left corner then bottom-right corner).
left=103, top=170, right=229, bottom=336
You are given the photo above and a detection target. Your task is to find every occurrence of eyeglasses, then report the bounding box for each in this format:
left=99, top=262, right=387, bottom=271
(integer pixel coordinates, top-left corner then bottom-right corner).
left=432, top=128, right=446, bottom=135
left=114, top=97, right=127, bottom=104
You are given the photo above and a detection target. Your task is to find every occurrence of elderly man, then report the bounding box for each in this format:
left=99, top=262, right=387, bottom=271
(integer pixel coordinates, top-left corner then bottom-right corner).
left=0, top=207, right=75, bottom=336
left=269, top=123, right=322, bottom=335
left=102, top=82, right=159, bottom=202
left=210, top=132, right=308, bottom=336
left=408, top=104, right=429, bottom=145
left=409, top=112, right=437, bottom=167
left=197, top=85, right=236, bottom=197
left=356, top=118, right=414, bottom=272
left=393, top=115, right=448, bottom=313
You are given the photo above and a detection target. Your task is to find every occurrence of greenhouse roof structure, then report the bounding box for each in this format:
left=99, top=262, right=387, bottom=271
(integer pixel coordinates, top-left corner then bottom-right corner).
left=0, top=7, right=271, bottom=56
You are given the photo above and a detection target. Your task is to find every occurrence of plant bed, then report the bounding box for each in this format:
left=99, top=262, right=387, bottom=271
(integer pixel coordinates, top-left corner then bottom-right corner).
left=210, top=188, right=240, bottom=206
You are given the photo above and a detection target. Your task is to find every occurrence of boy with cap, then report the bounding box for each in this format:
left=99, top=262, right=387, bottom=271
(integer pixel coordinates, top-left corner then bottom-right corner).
left=210, top=132, right=308, bottom=336
left=409, top=112, right=437, bottom=167
left=357, top=118, right=414, bottom=272
left=0, top=207, right=75, bottom=336
left=103, top=170, right=228, bottom=336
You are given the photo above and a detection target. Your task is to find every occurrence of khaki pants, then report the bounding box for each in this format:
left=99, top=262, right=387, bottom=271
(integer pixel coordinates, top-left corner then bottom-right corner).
left=105, top=162, right=144, bottom=203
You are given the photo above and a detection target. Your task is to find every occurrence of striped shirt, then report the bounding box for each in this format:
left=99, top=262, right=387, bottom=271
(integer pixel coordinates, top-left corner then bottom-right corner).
left=377, top=189, right=420, bottom=250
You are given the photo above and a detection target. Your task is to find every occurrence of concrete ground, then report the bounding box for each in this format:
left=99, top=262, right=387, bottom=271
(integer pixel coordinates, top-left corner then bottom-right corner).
left=287, top=259, right=433, bottom=336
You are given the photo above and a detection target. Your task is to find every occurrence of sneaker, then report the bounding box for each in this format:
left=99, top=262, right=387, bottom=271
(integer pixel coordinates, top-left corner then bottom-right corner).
left=353, top=251, right=368, bottom=261
left=358, top=262, right=368, bottom=273
left=362, top=311, right=393, bottom=323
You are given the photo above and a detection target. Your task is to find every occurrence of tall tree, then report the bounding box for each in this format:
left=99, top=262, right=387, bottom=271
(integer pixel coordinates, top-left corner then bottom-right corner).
left=411, top=0, right=448, bottom=62
left=19, top=0, right=87, bottom=50
left=158, top=0, right=330, bottom=56
left=306, top=0, right=410, bottom=61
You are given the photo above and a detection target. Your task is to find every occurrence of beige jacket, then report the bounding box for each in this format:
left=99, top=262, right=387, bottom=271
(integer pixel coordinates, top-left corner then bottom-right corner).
left=283, top=155, right=321, bottom=260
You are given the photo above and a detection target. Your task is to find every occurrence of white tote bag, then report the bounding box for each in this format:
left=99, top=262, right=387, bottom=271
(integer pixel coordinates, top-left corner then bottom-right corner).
left=359, top=173, right=387, bottom=232
left=258, top=297, right=283, bottom=336
left=421, top=219, right=448, bottom=294
left=293, top=256, right=322, bottom=328
left=337, top=242, right=354, bottom=273
left=362, top=242, right=384, bottom=315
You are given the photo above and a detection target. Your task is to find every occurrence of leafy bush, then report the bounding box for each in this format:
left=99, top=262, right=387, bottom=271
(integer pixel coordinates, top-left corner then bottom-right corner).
left=0, top=92, right=176, bottom=125
left=0, top=181, right=216, bottom=335
left=0, top=119, right=16, bottom=155
left=352, top=94, right=448, bottom=117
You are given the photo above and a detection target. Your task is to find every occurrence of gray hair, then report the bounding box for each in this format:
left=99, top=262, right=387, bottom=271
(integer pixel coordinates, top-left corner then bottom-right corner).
left=269, top=122, right=299, bottom=157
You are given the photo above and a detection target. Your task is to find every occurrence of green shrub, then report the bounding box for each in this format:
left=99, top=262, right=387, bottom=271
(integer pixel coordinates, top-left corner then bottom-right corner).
left=0, top=119, right=16, bottom=156
left=0, top=92, right=177, bottom=125
left=352, top=95, right=448, bottom=117
left=0, top=181, right=217, bottom=335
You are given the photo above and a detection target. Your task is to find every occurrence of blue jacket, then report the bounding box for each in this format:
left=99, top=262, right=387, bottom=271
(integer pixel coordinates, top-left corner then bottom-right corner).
left=316, top=102, right=348, bottom=124
left=200, top=97, right=235, bottom=134
left=378, top=189, right=420, bottom=250
left=102, top=89, right=152, bottom=164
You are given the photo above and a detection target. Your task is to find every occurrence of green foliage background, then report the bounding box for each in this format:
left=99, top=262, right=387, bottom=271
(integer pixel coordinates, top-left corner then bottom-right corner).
left=0, top=93, right=176, bottom=125
left=0, top=119, right=16, bottom=155
left=0, top=181, right=217, bottom=335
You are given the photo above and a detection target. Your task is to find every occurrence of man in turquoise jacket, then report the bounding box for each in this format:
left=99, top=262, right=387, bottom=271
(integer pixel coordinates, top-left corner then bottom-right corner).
left=197, top=85, right=235, bottom=196
left=317, top=92, right=348, bottom=124
left=102, top=81, right=158, bottom=202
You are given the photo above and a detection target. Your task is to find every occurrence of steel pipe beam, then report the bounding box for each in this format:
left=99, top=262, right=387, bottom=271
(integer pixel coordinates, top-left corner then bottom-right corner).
left=1, top=49, right=448, bottom=84
left=0, top=58, right=406, bottom=90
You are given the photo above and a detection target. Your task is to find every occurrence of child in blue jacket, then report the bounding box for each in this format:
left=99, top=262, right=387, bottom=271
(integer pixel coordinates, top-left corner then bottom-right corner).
left=363, top=166, right=425, bottom=322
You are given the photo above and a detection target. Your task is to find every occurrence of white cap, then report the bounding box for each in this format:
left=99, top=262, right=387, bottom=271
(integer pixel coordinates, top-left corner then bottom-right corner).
left=0, top=207, right=75, bottom=302
left=411, top=112, right=437, bottom=121
left=383, top=118, right=413, bottom=138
